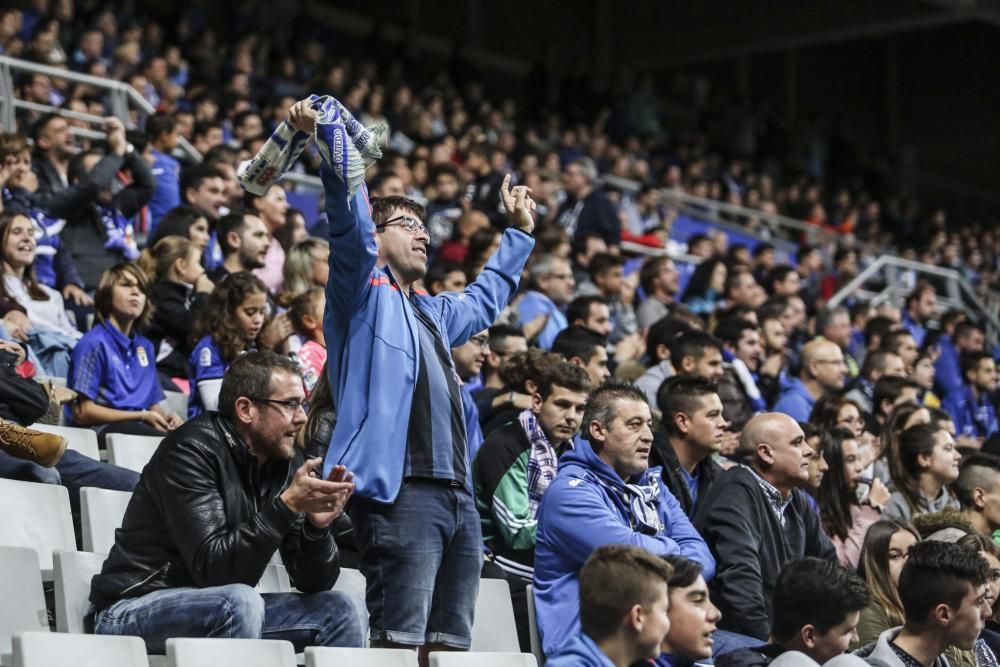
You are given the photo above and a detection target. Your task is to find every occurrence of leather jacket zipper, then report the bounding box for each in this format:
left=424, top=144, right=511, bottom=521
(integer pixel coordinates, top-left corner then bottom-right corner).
left=119, top=562, right=170, bottom=596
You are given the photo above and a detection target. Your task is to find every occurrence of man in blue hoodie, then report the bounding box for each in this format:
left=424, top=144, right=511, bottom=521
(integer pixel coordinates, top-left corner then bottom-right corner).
left=287, top=98, right=537, bottom=662
left=533, top=380, right=715, bottom=658
left=547, top=544, right=675, bottom=667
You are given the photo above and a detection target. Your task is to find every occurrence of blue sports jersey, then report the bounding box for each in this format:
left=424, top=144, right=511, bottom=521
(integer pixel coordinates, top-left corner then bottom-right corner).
left=67, top=321, right=165, bottom=424
left=187, top=335, right=228, bottom=418
left=148, top=149, right=181, bottom=232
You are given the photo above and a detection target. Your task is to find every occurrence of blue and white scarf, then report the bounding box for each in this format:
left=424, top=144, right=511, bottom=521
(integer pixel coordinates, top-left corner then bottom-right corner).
left=99, top=206, right=139, bottom=262
left=518, top=409, right=558, bottom=516
left=595, top=471, right=665, bottom=536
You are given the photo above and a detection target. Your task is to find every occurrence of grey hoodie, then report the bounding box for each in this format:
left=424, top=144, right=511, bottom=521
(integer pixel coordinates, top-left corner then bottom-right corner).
left=854, top=627, right=950, bottom=667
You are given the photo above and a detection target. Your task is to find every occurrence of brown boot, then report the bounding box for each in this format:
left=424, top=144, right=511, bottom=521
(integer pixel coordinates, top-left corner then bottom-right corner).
left=0, top=419, right=68, bottom=467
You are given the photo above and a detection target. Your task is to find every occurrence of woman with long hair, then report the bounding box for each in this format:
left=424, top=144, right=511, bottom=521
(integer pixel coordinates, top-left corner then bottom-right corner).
left=681, top=257, right=726, bottom=316
left=281, top=237, right=329, bottom=304
left=147, top=205, right=212, bottom=254
left=877, top=402, right=932, bottom=486
left=885, top=423, right=961, bottom=521
left=815, top=427, right=890, bottom=569
left=187, top=272, right=270, bottom=417
left=854, top=518, right=921, bottom=648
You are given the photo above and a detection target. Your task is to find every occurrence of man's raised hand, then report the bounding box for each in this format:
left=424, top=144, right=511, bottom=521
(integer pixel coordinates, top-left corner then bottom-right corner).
left=288, top=98, right=318, bottom=134
left=500, top=173, right=536, bottom=234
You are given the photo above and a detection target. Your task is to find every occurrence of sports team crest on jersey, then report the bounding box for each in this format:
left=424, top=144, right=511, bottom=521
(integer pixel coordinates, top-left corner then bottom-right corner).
left=200, top=346, right=213, bottom=367
left=136, top=347, right=149, bottom=367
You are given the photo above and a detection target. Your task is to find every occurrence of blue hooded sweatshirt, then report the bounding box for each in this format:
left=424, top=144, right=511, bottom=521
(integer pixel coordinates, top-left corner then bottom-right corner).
left=546, top=632, right=616, bottom=667
left=319, top=164, right=535, bottom=502
left=533, top=438, right=715, bottom=657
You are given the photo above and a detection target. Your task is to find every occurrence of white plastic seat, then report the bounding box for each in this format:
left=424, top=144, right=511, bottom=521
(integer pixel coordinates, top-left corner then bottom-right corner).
left=29, top=424, right=100, bottom=461
left=80, top=487, right=132, bottom=553
left=470, top=578, right=520, bottom=653
left=53, top=549, right=107, bottom=634
left=165, top=638, right=296, bottom=667
left=305, top=647, right=417, bottom=667
left=331, top=567, right=366, bottom=602
left=0, top=547, right=49, bottom=664
left=256, top=563, right=292, bottom=593
left=13, top=631, right=148, bottom=667
left=525, top=584, right=543, bottom=665
left=0, top=478, right=75, bottom=578
left=160, top=393, right=188, bottom=420
left=105, top=434, right=163, bottom=473
left=429, top=653, right=536, bottom=667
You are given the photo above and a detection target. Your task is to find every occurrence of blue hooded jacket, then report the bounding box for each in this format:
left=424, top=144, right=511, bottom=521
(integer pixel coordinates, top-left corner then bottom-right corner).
left=319, top=164, right=535, bottom=502
left=546, top=632, right=616, bottom=667
left=533, top=438, right=715, bottom=657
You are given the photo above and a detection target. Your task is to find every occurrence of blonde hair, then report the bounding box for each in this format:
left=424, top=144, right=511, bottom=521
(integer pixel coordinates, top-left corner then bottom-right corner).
left=282, top=237, right=328, bottom=302
left=137, top=235, right=195, bottom=282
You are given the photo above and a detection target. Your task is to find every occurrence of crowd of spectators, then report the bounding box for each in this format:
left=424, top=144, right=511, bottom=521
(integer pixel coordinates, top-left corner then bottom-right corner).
left=1, top=1, right=1000, bottom=666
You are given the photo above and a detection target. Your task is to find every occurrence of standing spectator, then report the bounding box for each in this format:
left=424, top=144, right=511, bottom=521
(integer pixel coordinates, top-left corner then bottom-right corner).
left=854, top=519, right=922, bottom=648
left=296, top=95, right=537, bottom=660
left=553, top=157, right=620, bottom=250
left=89, top=352, right=367, bottom=653
left=519, top=253, right=575, bottom=349
left=653, top=376, right=727, bottom=518
left=244, top=184, right=289, bottom=293
left=533, top=381, right=714, bottom=657
left=544, top=545, right=674, bottom=667
left=694, top=413, right=837, bottom=640
left=943, top=351, right=998, bottom=442
left=145, top=112, right=181, bottom=233
left=773, top=339, right=847, bottom=422
left=884, top=423, right=961, bottom=522
left=902, top=283, right=938, bottom=349
left=659, top=555, right=722, bottom=667
left=463, top=144, right=505, bottom=226
left=636, top=256, right=681, bottom=329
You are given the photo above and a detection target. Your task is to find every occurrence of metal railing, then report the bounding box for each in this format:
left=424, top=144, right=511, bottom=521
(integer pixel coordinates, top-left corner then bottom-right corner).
left=0, top=55, right=201, bottom=162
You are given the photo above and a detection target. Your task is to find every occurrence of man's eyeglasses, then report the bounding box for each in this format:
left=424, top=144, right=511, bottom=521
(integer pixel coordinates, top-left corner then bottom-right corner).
left=470, top=335, right=490, bottom=349
left=376, top=215, right=427, bottom=235
left=249, top=397, right=309, bottom=413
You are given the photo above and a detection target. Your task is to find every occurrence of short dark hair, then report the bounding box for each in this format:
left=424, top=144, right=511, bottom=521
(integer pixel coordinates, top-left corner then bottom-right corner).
left=553, top=325, right=606, bottom=365
left=537, top=361, right=592, bottom=400
left=764, top=265, right=796, bottom=294
left=882, top=330, right=916, bottom=355
left=487, top=324, right=524, bottom=353
left=757, top=296, right=790, bottom=324
left=216, top=212, right=255, bottom=255
left=145, top=112, right=176, bottom=140
left=662, top=555, right=704, bottom=589
left=588, top=253, right=623, bottom=282
left=668, top=331, right=722, bottom=369
left=657, top=376, right=719, bottom=438
left=579, top=544, right=674, bottom=642
left=218, top=351, right=301, bottom=420
left=864, top=316, right=897, bottom=347
left=860, top=349, right=898, bottom=381
left=639, top=256, right=672, bottom=295
left=370, top=195, right=426, bottom=228
left=567, top=295, right=607, bottom=328
left=770, top=558, right=870, bottom=642
left=713, top=317, right=757, bottom=348
left=873, top=376, right=919, bottom=415
left=425, top=260, right=464, bottom=294
left=67, top=149, right=103, bottom=183
left=30, top=112, right=61, bottom=143
left=582, top=380, right=648, bottom=445
left=646, top=316, right=695, bottom=365
left=193, top=119, right=223, bottom=139
left=814, top=306, right=849, bottom=337
left=960, top=351, right=994, bottom=380
left=180, top=163, right=225, bottom=198
left=956, top=453, right=1000, bottom=507
left=898, top=541, right=987, bottom=625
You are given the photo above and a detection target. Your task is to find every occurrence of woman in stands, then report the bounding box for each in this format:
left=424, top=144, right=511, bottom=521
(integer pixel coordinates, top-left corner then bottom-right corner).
left=884, top=422, right=961, bottom=521
left=854, top=518, right=920, bottom=648
left=814, top=426, right=890, bottom=569
left=681, top=257, right=726, bottom=316
left=146, top=205, right=212, bottom=255
left=281, top=237, right=329, bottom=305
left=138, top=235, right=213, bottom=392
left=67, top=263, right=183, bottom=444
left=187, top=272, right=269, bottom=417
left=243, top=184, right=289, bottom=293
left=0, top=211, right=82, bottom=376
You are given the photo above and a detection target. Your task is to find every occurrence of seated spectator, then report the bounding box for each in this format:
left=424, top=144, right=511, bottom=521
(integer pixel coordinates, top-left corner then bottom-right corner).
left=439, top=211, right=490, bottom=264
left=88, top=351, right=367, bottom=653
left=815, top=427, right=889, bottom=569
left=480, top=348, right=563, bottom=436
left=902, top=283, right=937, bottom=349
left=723, top=265, right=765, bottom=310
left=884, top=423, right=961, bottom=522
left=188, top=272, right=270, bottom=417
left=954, top=454, right=1000, bottom=538
left=145, top=205, right=212, bottom=254
left=652, top=376, right=727, bottom=518
left=545, top=544, right=674, bottom=667
left=855, top=519, right=921, bottom=648
left=636, top=256, right=681, bottom=329
left=577, top=253, right=639, bottom=344
left=877, top=402, right=933, bottom=488
left=935, top=321, right=986, bottom=400
left=809, top=394, right=876, bottom=464
left=715, top=558, right=869, bottom=667
left=534, top=381, right=715, bottom=657
left=659, top=555, right=722, bottom=667
left=714, top=318, right=767, bottom=433
left=844, top=350, right=906, bottom=418
left=145, top=112, right=181, bottom=232
left=67, top=263, right=182, bottom=444
left=139, top=235, right=212, bottom=390
left=424, top=164, right=464, bottom=253
left=570, top=233, right=609, bottom=287
left=273, top=207, right=309, bottom=255
left=763, top=265, right=801, bottom=298
left=424, top=259, right=467, bottom=295
left=853, top=541, right=991, bottom=666
left=0, top=210, right=82, bottom=375
left=815, top=306, right=860, bottom=378
left=872, top=375, right=922, bottom=436
left=552, top=325, right=612, bottom=387
left=282, top=238, right=330, bottom=304
left=290, top=287, right=326, bottom=398
left=636, top=316, right=695, bottom=412
left=518, top=253, right=574, bottom=349
left=694, top=412, right=837, bottom=640
left=243, top=184, right=289, bottom=293
left=943, top=351, right=998, bottom=443
left=472, top=324, right=527, bottom=417
left=207, top=211, right=270, bottom=284
left=473, top=361, right=590, bottom=650
left=669, top=330, right=725, bottom=383
left=802, top=423, right=829, bottom=504
left=913, top=352, right=941, bottom=409
left=773, top=339, right=847, bottom=422
left=882, top=329, right=920, bottom=375
left=451, top=329, right=490, bottom=461
left=567, top=295, right=612, bottom=339
left=955, top=533, right=1000, bottom=661
left=552, top=157, right=621, bottom=250
left=681, top=258, right=726, bottom=316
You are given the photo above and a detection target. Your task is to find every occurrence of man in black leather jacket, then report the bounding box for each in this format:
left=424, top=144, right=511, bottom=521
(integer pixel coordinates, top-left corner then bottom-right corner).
left=88, top=351, right=366, bottom=653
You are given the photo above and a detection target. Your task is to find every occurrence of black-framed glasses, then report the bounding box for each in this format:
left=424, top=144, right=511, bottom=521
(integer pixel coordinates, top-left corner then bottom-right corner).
left=375, top=215, right=427, bottom=235
left=248, top=396, right=309, bottom=413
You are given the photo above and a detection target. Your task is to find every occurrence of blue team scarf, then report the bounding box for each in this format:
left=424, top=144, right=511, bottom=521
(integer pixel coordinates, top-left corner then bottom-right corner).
left=98, top=206, right=139, bottom=261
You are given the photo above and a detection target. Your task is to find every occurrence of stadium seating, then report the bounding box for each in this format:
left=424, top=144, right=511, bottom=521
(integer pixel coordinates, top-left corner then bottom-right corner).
left=0, top=478, right=75, bottom=578
left=30, top=424, right=100, bottom=461
left=80, top=487, right=132, bottom=553
left=525, top=584, right=543, bottom=665
left=13, top=631, right=148, bottom=667
left=428, top=653, right=537, bottom=667
left=331, top=567, right=366, bottom=602
left=304, top=647, right=417, bottom=667
left=470, top=579, right=520, bottom=653
left=106, top=434, right=164, bottom=473
left=53, top=549, right=107, bottom=634
left=0, top=547, right=49, bottom=664
left=165, top=638, right=296, bottom=667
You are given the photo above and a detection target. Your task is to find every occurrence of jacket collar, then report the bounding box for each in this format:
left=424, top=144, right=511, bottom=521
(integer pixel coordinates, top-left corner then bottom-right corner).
left=560, top=436, right=660, bottom=489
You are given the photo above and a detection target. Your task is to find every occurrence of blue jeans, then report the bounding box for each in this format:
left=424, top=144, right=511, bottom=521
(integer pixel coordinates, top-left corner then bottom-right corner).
left=350, top=479, right=482, bottom=648
left=0, top=449, right=138, bottom=511
left=94, top=584, right=368, bottom=654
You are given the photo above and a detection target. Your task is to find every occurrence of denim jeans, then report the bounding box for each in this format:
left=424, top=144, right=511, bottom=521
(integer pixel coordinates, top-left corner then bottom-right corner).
left=350, top=479, right=482, bottom=648
left=0, top=449, right=138, bottom=511
left=94, top=584, right=368, bottom=654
